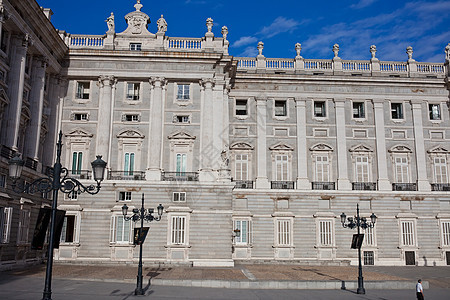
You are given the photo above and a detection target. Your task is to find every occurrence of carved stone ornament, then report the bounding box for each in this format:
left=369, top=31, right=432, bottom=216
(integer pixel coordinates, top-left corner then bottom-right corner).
left=269, top=143, right=294, bottom=151
left=349, top=144, right=373, bottom=153
left=230, top=142, right=254, bottom=150
left=157, top=15, right=167, bottom=33
left=310, top=143, right=333, bottom=152
left=389, top=145, right=412, bottom=153
left=295, top=43, right=302, bottom=58
left=427, top=146, right=449, bottom=154
left=117, top=129, right=144, bottom=139
left=406, top=46, right=414, bottom=60
left=370, top=45, right=377, bottom=59
left=445, top=43, right=450, bottom=61
left=221, top=26, right=228, bottom=40
left=206, top=18, right=213, bottom=33
left=257, top=41, right=264, bottom=56
left=65, top=128, right=93, bottom=138
left=333, top=44, right=339, bottom=58
left=106, top=12, right=115, bottom=33
left=168, top=131, right=196, bottom=140
left=119, top=0, right=153, bottom=36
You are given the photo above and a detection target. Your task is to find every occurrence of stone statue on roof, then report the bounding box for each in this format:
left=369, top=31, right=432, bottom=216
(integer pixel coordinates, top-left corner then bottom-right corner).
left=106, top=12, right=115, bottom=33
left=157, top=15, right=167, bottom=33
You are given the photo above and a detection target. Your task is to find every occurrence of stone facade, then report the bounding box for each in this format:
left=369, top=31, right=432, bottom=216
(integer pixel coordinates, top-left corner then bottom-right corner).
left=1, top=0, right=450, bottom=269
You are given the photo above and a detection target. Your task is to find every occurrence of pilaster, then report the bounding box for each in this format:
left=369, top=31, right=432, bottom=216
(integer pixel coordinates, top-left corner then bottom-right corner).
left=255, top=97, right=270, bottom=188
left=96, top=75, right=115, bottom=162
left=334, top=98, right=351, bottom=190
left=411, top=101, right=431, bottom=191
left=372, top=99, right=391, bottom=191
left=295, top=98, right=310, bottom=189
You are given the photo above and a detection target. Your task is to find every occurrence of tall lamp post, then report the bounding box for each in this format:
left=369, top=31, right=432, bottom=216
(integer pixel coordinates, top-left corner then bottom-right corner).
left=340, top=204, right=377, bottom=294
left=122, top=193, right=164, bottom=295
left=8, top=131, right=107, bottom=300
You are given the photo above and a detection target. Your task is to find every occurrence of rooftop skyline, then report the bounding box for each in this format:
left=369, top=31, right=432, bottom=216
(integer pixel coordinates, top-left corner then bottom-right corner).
left=38, top=0, right=450, bottom=62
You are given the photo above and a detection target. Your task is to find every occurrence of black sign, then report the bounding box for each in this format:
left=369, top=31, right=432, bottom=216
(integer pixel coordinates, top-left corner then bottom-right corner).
left=351, top=234, right=364, bottom=249
left=31, top=208, right=66, bottom=250
left=53, top=210, right=67, bottom=249
left=134, top=227, right=149, bottom=245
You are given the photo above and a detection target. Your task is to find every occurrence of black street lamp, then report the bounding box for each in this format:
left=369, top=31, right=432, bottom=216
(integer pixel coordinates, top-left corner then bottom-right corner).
left=122, top=193, right=163, bottom=295
left=8, top=131, right=107, bottom=300
left=340, top=204, right=377, bottom=294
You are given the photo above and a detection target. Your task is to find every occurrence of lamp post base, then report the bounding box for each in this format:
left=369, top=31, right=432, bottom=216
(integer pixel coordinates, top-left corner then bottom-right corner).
left=357, top=287, right=366, bottom=294
left=135, top=274, right=144, bottom=295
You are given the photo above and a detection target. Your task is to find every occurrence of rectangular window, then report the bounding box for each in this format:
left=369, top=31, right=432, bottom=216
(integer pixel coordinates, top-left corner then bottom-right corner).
left=364, top=226, right=375, bottom=246
left=129, top=43, right=142, bottom=51
left=274, top=100, right=287, bottom=116
left=76, top=82, right=90, bottom=99
left=1, top=207, right=12, bottom=243
left=18, top=209, right=30, bottom=244
left=60, top=215, right=76, bottom=243
left=23, top=90, right=29, bottom=102
left=126, top=83, right=140, bottom=100
left=363, top=251, right=374, bottom=265
left=314, top=101, right=326, bottom=118
left=401, top=220, right=415, bottom=246
left=124, top=152, right=135, bottom=176
left=391, top=103, right=403, bottom=119
left=73, top=113, right=88, bottom=121
left=429, top=104, right=441, bottom=120
left=276, top=219, right=291, bottom=246
left=319, top=220, right=332, bottom=246
left=0, top=174, right=6, bottom=188
left=353, top=102, right=365, bottom=119
left=72, top=152, right=83, bottom=175
left=275, top=155, right=289, bottom=181
left=176, top=153, right=187, bottom=175
left=235, top=154, right=248, bottom=181
left=171, top=216, right=186, bottom=245
left=68, top=192, right=78, bottom=201
left=442, top=221, right=450, bottom=246
left=315, top=156, right=330, bottom=182
left=177, top=84, right=190, bottom=100
left=355, top=156, right=369, bottom=182
left=434, top=157, right=448, bottom=184
left=123, top=114, right=140, bottom=122
left=236, top=99, right=248, bottom=116
left=174, top=115, right=190, bottom=123
left=394, top=156, right=409, bottom=183
left=111, top=215, right=131, bottom=243
left=173, top=192, right=186, bottom=202
left=118, top=191, right=132, bottom=201
left=234, top=219, right=251, bottom=245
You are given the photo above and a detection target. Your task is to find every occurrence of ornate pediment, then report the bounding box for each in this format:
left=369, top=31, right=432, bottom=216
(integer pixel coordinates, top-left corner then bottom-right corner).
left=349, top=144, right=373, bottom=152
left=388, top=145, right=412, bottom=153
left=65, top=128, right=93, bottom=138
left=230, top=142, right=254, bottom=150
left=168, top=131, right=196, bottom=140
left=118, top=1, right=154, bottom=36
left=427, top=146, right=449, bottom=154
left=117, top=129, right=144, bottom=139
left=269, top=143, right=294, bottom=151
left=310, top=143, right=333, bottom=151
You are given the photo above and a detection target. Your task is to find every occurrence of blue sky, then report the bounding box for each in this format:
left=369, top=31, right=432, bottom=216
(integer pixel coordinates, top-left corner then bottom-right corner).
left=38, top=0, right=450, bottom=62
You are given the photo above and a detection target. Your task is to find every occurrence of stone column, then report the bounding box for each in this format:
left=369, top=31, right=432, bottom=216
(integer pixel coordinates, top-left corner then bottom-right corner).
left=199, top=78, right=216, bottom=181
left=411, top=101, right=431, bottom=191
left=24, top=57, right=47, bottom=160
left=334, top=98, right=352, bottom=190
left=213, top=78, right=225, bottom=170
left=146, top=77, right=166, bottom=180
left=3, top=35, right=29, bottom=150
left=0, top=5, right=6, bottom=47
left=96, top=75, right=115, bottom=162
left=255, top=97, right=270, bottom=188
left=295, top=98, right=309, bottom=189
left=372, top=99, right=391, bottom=191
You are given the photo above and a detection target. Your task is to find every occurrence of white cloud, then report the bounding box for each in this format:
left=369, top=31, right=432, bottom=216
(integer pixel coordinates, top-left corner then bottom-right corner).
left=258, top=17, right=299, bottom=38
left=237, top=46, right=258, bottom=57
left=351, top=0, right=378, bottom=9
left=232, top=36, right=258, bottom=48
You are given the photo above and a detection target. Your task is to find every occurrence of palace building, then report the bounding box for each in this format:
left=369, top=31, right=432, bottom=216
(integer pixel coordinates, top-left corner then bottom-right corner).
left=0, top=0, right=449, bottom=269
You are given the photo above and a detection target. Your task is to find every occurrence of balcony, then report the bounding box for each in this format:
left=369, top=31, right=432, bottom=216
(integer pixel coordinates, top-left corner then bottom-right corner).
left=271, top=181, right=295, bottom=189
left=69, top=170, right=92, bottom=180
left=431, top=183, right=450, bottom=191
left=352, top=182, right=377, bottom=191
left=0, top=145, right=16, bottom=159
left=108, top=171, right=146, bottom=181
left=392, top=183, right=417, bottom=191
left=233, top=180, right=254, bottom=189
left=312, top=182, right=336, bottom=190
left=161, top=172, right=199, bottom=181
left=24, top=157, right=38, bottom=171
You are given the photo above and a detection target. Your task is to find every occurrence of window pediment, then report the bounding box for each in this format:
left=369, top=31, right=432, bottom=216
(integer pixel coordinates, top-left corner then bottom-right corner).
left=427, top=146, right=449, bottom=154
left=117, top=130, right=144, bottom=139
left=230, top=142, right=254, bottom=150
left=65, top=128, right=94, bottom=138
left=349, top=144, right=373, bottom=153
left=389, top=145, right=412, bottom=153
left=168, top=131, right=196, bottom=140
left=310, top=143, right=333, bottom=152
left=269, top=143, right=294, bottom=151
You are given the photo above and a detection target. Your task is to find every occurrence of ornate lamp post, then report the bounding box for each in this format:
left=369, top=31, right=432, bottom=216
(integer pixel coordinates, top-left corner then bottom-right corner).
left=340, top=204, right=377, bottom=294
left=122, top=193, right=163, bottom=295
left=8, top=131, right=107, bottom=300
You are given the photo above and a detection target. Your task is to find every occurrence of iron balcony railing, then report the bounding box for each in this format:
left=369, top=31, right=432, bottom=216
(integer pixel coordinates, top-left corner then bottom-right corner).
left=69, top=170, right=92, bottom=180
left=108, top=171, right=146, bottom=181
left=24, top=157, right=38, bottom=171
left=233, top=180, right=254, bottom=189
left=392, top=183, right=417, bottom=191
left=0, top=145, right=16, bottom=159
left=352, top=182, right=377, bottom=191
left=431, top=183, right=450, bottom=191
left=161, top=172, right=199, bottom=181
left=312, top=182, right=336, bottom=190
left=271, top=181, right=295, bottom=189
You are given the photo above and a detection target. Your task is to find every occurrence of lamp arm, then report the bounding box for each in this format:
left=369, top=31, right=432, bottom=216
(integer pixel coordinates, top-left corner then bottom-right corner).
left=11, top=176, right=54, bottom=194
left=60, top=177, right=101, bottom=195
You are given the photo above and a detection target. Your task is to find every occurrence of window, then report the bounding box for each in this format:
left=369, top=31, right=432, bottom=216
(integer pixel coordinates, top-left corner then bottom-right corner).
left=315, top=156, right=330, bottom=182
left=123, top=114, right=140, bottom=122
left=319, top=220, right=332, bottom=246
left=434, top=157, right=448, bottom=184
left=72, top=113, right=88, bottom=121
left=129, top=43, right=141, bottom=51
left=363, top=226, right=375, bottom=246
left=71, top=152, right=83, bottom=175
left=236, top=99, right=248, bottom=116
left=1, top=207, right=12, bottom=243
left=429, top=104, right=441, bottom=120
left=68, top=192, right=78, bottom=201
left=314, top=101, right=326, bottom=118
left=400, top=220, right=415, bottom=246
left=60, top=215, right=76, bottom=243
left=442, top=221, right=450, bottom=247
left=176, top=153, right=187, bottom=175
left=23, top=90, right=29, bottom=102
left=124, top=152, right=135, bottom=176
left=76, top=82, right=90, bottom=99
left=126, top=83, right=140, bottom=100
left=173, top=192, right=186, bottom=202
left=111, top=215, right=132, bottom=244
left=275, top=155, right=289, bottom=181
left=275, top=100, right=287, bottom=117
left=394, top=156, right=409, bottom=183
left=276, top=219, right=291, bottom=246
left=118, top=191, right=132, bottom=201
left=363, top=251, right=374, bottom=265
left=0, top=174, right=6, bottom=188
left=177, top=84, right=190, bottom=100
left=174, top=115, right=190, bottom=123
left=234, top=219, right=251, bottom=245
left=171, top=216, right=186, bottom=245
left=391, top=103, right=403, bottom=119
left=18, top=209, right=30, bottom=244
left=0, top=69, right=5, bottom=83
left=353, top=102, right=365, bottom=119
left=235, top=154, right=248, bottom=181
left=355, top=156, right=369, bottom=182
